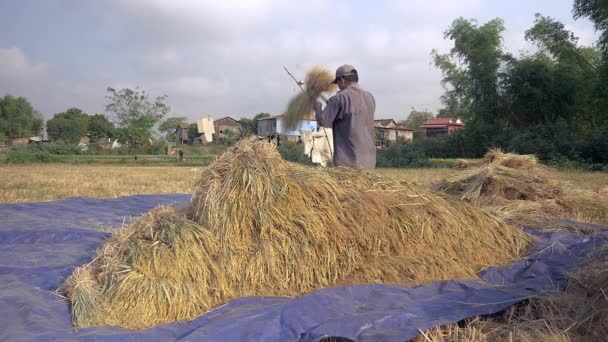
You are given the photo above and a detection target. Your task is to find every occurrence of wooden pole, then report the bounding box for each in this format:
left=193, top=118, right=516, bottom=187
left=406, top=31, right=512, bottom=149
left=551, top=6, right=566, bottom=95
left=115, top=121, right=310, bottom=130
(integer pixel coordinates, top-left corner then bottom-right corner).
left=396, top=128, right=400, bottom=167
left=282, top=66, right=333, bottom=164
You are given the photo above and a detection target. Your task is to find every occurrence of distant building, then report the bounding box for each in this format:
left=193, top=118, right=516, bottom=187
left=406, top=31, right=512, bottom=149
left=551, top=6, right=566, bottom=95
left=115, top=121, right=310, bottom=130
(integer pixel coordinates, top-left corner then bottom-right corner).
left=256, top=116, right=277, bottom=136
left=214, top=117, right=242, bottom=139
left=257, top=113, right=317, bottom=140
left=196, top=117, right=215, bottom=144
left=175, top=123, right=190, bottom=145
left=374, top=119, right=414, bottom=142
left=28, top=128, right=49, bottom=144
left=420, top=118, right=464, bottom=137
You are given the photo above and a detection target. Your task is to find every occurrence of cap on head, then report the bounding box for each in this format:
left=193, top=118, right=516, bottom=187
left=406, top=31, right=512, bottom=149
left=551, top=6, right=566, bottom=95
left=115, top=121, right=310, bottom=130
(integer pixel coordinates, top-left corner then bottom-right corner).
left=333, top=64, right=357, bottom=84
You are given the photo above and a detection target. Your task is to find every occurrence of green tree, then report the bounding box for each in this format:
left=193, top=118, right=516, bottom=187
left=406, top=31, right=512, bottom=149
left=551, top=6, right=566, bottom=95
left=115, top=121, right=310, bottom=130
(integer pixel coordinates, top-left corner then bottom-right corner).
left=188, top=123, right=198, bottom=142
left=105, top=87, right=170, bottom=146
left=432, top=18, right=507, bottom=155
left=159, top=116, right=186, bottom=142
left=46, top=108, right=90, bottom=144
left=239, top=113, right=271, bottom=137
left=239, top=118, right=255, bottom=137
left=47, top=118, right=86, bottom=144
left=526, top=14, right=598, bottom=70
left=573, top=0, right=608, bottom=53
left=524, top=15, right=602, bottom=131
left=253, top=112, right=271, bottom=120
left=0, top=95, right=43, bottom=139
left=88, top=114, right=115, bottom=140
left=399, top=109, right=434, bottom=130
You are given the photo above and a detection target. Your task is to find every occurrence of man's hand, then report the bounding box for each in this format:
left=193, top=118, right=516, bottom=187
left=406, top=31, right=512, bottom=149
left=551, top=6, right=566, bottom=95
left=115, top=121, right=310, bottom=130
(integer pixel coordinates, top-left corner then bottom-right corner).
left=313, top=101, right=323, bottom=113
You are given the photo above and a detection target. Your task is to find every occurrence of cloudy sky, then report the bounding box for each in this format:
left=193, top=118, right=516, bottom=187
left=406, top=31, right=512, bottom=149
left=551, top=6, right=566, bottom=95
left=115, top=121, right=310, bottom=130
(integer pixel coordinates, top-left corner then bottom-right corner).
left=0, top=0, right=599, bottom=122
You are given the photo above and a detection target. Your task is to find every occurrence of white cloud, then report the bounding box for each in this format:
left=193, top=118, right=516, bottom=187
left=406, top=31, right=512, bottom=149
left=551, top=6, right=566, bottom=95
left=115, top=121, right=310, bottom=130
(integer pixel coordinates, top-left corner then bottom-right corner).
left=0, top=47, right=48, bottom=82
left=0, top=1, right=601, bottom=122
left=155, top=76, right=231, bottom=98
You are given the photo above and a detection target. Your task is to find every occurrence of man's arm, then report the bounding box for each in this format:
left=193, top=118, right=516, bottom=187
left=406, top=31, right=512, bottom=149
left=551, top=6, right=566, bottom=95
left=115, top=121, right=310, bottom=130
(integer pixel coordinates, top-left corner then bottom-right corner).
left=315, top=95, right=341, bottom=128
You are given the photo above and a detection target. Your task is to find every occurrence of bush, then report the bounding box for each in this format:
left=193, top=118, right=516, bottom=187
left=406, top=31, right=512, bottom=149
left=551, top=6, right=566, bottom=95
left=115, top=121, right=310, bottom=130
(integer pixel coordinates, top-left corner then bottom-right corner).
left=6, top=148, right=56, bottom=163
left=278, top=141, right=312, bottom=165
left=38, top=143, right=82, bottom=155
left=376, top=142, right=431, bottom=168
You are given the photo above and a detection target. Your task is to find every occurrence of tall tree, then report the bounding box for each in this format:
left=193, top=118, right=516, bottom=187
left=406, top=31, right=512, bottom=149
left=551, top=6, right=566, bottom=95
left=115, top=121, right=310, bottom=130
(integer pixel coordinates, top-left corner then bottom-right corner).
left=88, top=114, right=115, bottom=140
left=187, top=123, right=198, bottom=142
left=158, top=116, right=187, bottom=142
left=239, top=118, right=255, bottom=137
left=253, top=112, right=271, bottom=120
left=432, top=18, right=507, bottom=154
left=0, top=95, right=43, bottom=140
left=526, top=14, right=598, bottom=70
left=524, top=15, right=602, bottom=131
left=105, top=87, right=170, bottom=145
left=573, top=0, right=608, bottom=53
left=46, top=107, right=89, bottom=144
left=399, top=109, right=434, bottom=130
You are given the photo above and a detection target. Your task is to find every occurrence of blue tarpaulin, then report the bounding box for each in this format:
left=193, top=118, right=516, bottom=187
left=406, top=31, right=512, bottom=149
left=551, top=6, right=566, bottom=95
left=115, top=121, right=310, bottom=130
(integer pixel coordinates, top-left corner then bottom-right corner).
left=1, top=195, right=606, bottom=341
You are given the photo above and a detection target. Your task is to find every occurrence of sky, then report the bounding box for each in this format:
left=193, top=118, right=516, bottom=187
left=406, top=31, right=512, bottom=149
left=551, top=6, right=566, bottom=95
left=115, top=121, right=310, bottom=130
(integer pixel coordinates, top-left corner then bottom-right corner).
left=0, top=0, right=600, bottom=122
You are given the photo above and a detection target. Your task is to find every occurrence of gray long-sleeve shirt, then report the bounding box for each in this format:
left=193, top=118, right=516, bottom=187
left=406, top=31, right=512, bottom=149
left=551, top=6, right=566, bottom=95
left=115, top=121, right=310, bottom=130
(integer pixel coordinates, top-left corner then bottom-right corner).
left=315, top=83, right=376, bottom=169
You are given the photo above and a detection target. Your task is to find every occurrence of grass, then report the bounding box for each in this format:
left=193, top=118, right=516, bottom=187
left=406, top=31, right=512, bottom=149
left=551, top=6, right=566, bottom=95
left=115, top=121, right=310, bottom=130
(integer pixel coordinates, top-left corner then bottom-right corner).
left=1, top=164, right=605, bottom=204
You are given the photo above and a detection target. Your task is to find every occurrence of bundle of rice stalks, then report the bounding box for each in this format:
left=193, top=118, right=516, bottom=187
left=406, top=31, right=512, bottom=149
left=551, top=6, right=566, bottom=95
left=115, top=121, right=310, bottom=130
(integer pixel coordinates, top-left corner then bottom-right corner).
left=435, top=149, right=608, bottom=225
left=284, top=66, right=337, bottom=130
left=63, top=206, right=224, bottom=329
left=65, top=141, right=530, bottom=329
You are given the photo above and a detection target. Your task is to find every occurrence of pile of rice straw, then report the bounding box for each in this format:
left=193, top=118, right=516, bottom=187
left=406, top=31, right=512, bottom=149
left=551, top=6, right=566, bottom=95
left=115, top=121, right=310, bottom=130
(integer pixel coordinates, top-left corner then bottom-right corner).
left=435, top=149, right=608, bottom=225
left=284, top=66, right=336, bottom=130
left=63, top=141, right=530, bottom=329
left=417, top=245, right=608, bottom=341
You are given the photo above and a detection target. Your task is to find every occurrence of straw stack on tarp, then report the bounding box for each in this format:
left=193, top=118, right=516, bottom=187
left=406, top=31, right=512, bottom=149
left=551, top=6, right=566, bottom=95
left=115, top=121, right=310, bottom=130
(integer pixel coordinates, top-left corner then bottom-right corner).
left=63, top=141, right=530, bottom=329
left=284, top=66, right=337, bottom=130
left=417, top=246, right=608, bottom=341
left=435, top=149, right=608, bottom=225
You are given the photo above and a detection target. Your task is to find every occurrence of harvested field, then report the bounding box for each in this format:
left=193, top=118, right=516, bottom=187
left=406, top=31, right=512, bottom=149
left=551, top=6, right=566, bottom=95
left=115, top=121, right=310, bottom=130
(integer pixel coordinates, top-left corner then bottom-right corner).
left=0, top=164, right=200, bottom=203
left=63, top=141, right=531, bottom=329
left=1, top=162, right=604, bottom=204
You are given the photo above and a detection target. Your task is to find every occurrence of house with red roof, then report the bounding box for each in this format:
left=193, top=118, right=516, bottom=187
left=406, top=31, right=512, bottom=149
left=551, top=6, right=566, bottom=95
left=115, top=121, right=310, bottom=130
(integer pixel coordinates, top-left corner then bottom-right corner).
left=419, top=118, right=464, bottom=137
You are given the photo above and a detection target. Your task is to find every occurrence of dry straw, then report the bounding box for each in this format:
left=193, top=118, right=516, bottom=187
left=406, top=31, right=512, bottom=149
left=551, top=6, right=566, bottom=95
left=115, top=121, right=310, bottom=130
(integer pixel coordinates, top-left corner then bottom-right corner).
left=284, top=66, right=337, bottom=131
left=416, top=245, right=608, bottom=341
left=435, top=149, right=608, bottom=225
left=64, top=141, right=530, bottom=329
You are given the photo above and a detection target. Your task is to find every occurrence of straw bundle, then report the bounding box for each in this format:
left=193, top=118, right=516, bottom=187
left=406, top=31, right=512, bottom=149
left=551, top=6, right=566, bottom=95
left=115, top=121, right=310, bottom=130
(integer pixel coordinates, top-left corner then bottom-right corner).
left=284, top=66, right=337, bottom=130
left=64, top=141, right=530, bottom=329
left=435, top=149, right=608, bottom=225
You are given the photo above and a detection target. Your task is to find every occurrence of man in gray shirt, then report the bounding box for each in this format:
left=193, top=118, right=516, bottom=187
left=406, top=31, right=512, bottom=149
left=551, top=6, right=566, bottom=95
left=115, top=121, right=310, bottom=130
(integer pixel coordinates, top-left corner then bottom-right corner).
left=314, top=65, right=376, bottom=169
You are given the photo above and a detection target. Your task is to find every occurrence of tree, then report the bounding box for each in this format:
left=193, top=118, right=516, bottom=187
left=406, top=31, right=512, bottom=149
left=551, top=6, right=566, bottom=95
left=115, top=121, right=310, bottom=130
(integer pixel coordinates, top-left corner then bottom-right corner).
left=188, top=123, right=198, bottom=143
left=0, top=95, right=43, bottom=139
left=105, top=87, right=170, bottom=145
left=239, top=118, right=255, bottom=137
left=573, top=0, right=608, bottom=53
left=432, top=18, right=507, bottom=155
left=399, top=109, right=434, bottom=130
left=47, top=118, right=86, bottom=144
left=88, top=114, right=115, bottom=140
left=46, top=107, right=89, bottom=144
left=526, top=14, right=598, bottom=71
left=239, top=113, right=271, bottom=137
left=523, top=15, right=602, bottom=131
left=159, top=116, right=187, bottom=142
left=253, top=112, right=271, bottom=120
